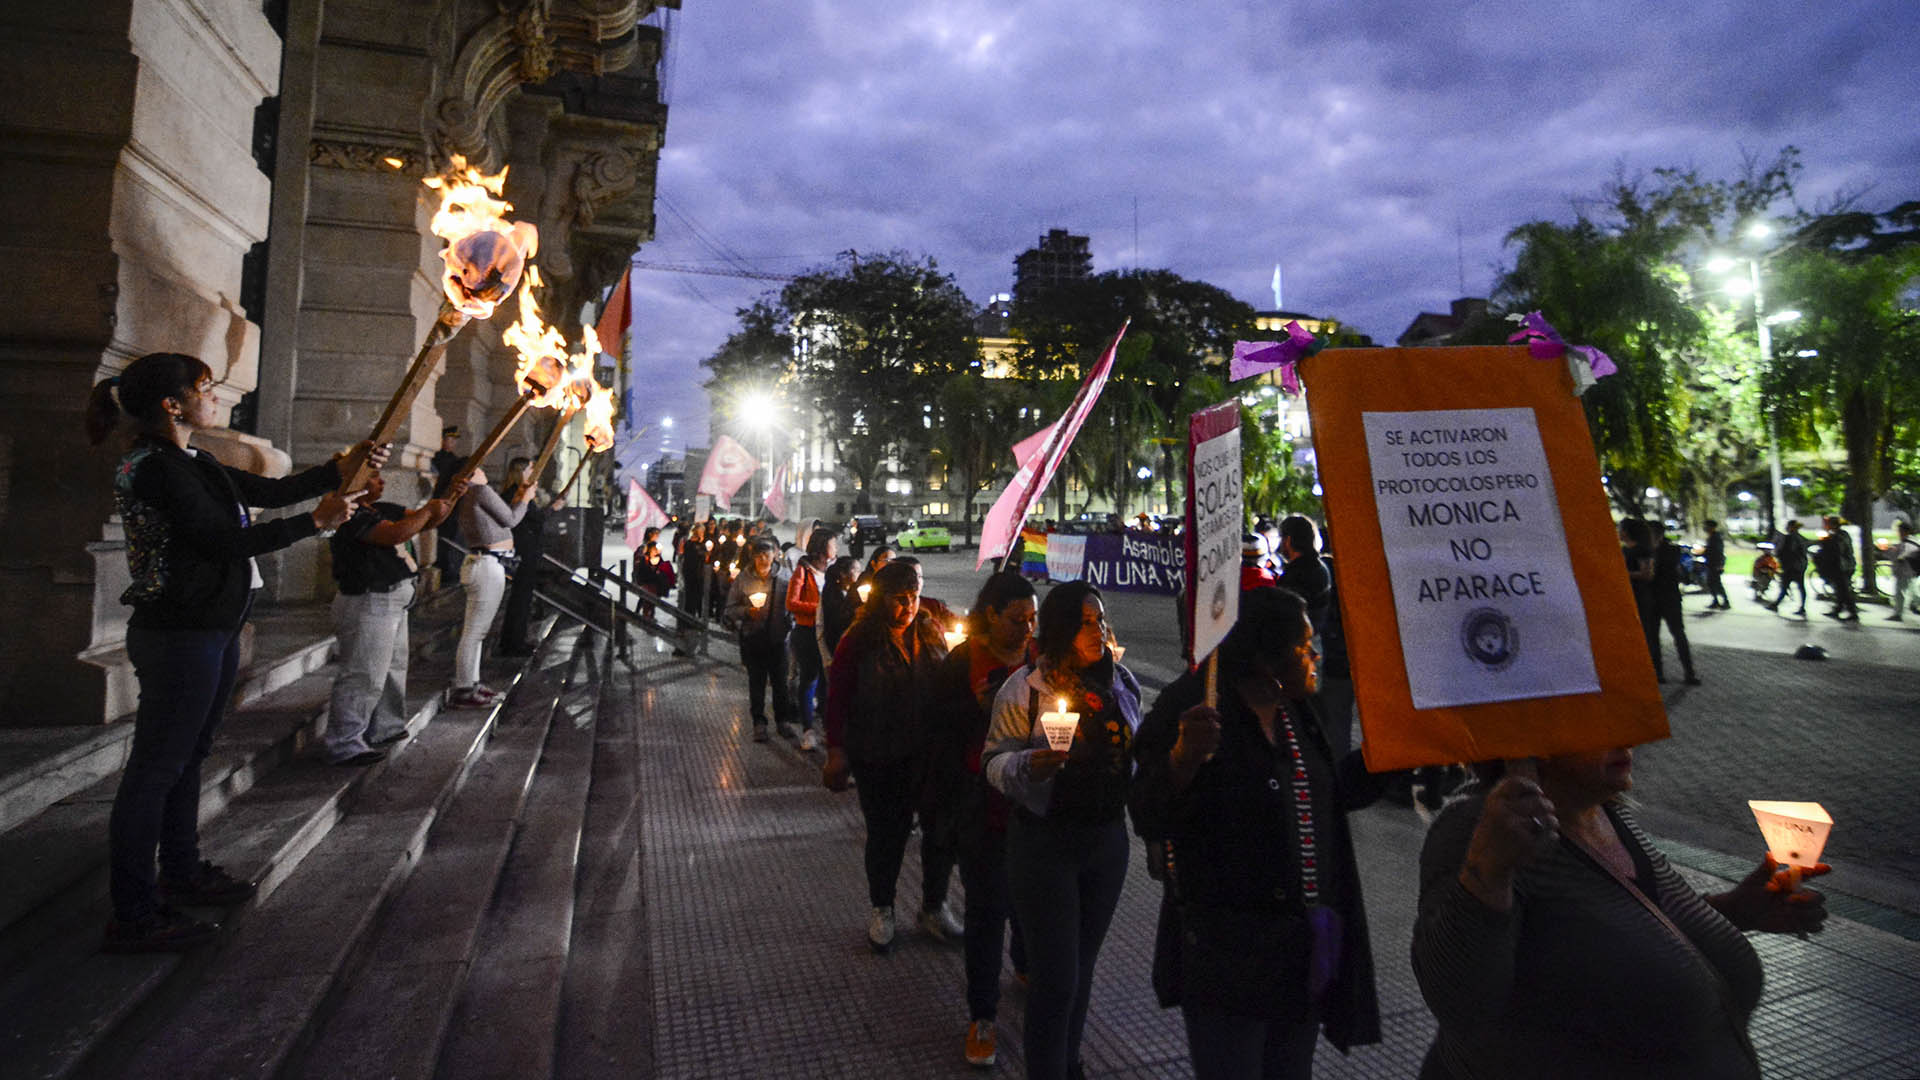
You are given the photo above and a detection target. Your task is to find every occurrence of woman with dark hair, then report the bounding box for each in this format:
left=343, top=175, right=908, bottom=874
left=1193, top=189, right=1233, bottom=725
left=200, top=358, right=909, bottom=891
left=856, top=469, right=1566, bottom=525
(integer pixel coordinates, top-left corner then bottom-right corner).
left=1130, top=586, right=1385, bottom=1079
left=677, top=520, right=711, bottom=631
left=1413, top=749, right=1826, bottom=1078
left=855, top=544, right=895, bottom=603
left=449, top=464, right=534, bottom=708
left=930, top=572, right=1038, bottom=1067
left=785, top=526, right=838, bottom=750
left=822, top=560, right=957, bottom=952
left=725, top=537, right=795, bottom=742
left=981, top=581, right=1143, bottom=1080
left=818, top=555, right=861, bottom=666
left=86, top=353, right=379, bottom=953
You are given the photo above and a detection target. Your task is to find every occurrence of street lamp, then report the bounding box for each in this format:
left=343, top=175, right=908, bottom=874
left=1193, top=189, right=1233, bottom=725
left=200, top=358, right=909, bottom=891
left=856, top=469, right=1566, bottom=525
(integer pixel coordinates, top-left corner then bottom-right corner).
left=1706, top=245, right=1799, bottom=537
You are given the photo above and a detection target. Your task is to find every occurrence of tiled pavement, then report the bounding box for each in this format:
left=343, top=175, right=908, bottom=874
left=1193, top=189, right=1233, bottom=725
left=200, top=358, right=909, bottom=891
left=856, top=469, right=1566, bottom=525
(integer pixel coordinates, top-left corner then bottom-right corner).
left=591, top=638, right=1920, bottom=1080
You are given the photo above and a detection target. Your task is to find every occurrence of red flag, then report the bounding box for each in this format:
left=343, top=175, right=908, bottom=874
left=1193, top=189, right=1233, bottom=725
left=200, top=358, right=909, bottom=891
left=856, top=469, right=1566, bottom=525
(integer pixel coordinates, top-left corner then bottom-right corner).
left=594, top=264, right=632, bottom=361
left=625, top=477, right=668, bottom=553
left=976, top=321, right=1129, bottom=569
left=763, top=458, right=790, bottom=522
left=696, top=434, right=759, bottom=503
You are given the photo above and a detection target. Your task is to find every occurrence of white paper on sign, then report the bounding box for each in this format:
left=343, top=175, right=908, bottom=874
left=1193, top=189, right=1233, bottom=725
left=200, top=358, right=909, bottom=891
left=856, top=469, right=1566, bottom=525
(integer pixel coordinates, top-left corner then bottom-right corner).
left=1748, top=800, right=1833, bottom=868
left=1362, top=407, right=1599, bottom=709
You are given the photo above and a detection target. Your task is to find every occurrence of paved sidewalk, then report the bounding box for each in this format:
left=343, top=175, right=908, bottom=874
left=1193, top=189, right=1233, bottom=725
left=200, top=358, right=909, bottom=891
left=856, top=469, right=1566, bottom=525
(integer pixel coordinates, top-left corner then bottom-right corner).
left=593, top=637, right=1920, bottom=1079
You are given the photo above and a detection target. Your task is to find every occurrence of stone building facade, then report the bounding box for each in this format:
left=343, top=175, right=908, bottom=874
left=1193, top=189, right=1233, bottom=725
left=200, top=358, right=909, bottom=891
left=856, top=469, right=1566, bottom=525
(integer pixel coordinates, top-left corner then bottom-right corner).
left=0, top=0, right=677, bottom=725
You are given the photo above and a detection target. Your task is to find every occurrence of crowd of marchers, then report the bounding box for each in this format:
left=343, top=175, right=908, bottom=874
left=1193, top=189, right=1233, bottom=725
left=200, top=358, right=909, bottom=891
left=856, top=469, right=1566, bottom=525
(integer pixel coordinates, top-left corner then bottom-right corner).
left=88, top=351, right=1837, bottom=1080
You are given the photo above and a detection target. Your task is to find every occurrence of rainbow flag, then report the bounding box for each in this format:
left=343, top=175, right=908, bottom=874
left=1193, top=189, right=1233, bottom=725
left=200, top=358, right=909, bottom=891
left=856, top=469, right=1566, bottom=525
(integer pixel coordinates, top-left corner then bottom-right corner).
left=1020, top=528, right=1048, bottom=575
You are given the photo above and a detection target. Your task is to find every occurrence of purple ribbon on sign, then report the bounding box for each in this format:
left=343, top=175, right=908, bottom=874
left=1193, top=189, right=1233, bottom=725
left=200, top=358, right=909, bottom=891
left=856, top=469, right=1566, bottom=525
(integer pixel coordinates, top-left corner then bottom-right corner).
left=1230, top=320, right=1317, bottom=392
left=1507, top=310, right=1618, bottom=379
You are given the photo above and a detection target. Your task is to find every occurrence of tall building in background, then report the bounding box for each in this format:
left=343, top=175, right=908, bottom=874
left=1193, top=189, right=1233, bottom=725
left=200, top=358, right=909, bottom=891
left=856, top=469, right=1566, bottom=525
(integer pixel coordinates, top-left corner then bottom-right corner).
left=1011, top=228, right=1092, bottom=312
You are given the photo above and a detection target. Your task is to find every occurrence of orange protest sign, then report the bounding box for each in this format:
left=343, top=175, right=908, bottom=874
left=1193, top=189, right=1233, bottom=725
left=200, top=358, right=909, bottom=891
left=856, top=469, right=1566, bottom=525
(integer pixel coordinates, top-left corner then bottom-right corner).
left=1302, top=345, right=1666, bottom=772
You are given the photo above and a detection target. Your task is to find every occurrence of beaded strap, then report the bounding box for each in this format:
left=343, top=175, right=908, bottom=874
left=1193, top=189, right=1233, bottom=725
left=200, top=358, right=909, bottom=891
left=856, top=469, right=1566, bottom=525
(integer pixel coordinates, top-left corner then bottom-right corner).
left=1277, top=701, right=1319, bottom=904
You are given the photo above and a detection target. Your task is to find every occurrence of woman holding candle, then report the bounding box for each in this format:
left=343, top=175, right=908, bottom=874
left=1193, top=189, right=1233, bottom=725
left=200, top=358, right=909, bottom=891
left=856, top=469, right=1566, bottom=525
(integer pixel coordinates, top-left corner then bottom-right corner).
left=856, top=545, right=895, bottom=599
left=818, top=556, right=861, bottom=673
left=1129, top=586, right=1385, bottom=1079
left=1413, top=748, right=1828, bottom=1079
left=676, top=520, right=710, bottom=631
left=785, top=527, right=837, bottom=750
left=86, top=353, right=378, bottom=952
left=930, top=572, right=1038, bottom=1067
left=448, top=465, right=533, bottom=709
left=822, top=560, right=959, bottom=952
left=981, top=581, right=1143, bottom=1080
left=725, top=538, right=795, bottom=742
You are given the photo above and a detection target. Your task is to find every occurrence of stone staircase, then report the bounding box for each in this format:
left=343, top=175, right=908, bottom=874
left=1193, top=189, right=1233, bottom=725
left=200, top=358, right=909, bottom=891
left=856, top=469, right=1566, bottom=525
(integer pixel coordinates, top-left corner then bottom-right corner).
left=0, top=580, right=655, bottom=1079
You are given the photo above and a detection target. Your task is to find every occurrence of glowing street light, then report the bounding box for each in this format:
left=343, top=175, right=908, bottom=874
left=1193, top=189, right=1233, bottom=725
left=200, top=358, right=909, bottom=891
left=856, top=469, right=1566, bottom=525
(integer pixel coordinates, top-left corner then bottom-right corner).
left=1704, top=233, right=1792, bottom=534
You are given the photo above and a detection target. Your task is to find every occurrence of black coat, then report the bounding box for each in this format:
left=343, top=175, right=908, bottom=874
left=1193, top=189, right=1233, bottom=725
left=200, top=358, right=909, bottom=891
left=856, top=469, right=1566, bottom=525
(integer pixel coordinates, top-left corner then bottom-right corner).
left=116, top=437, right=341, bottom=630
left=1129, top=669, right=1382, bottom=1051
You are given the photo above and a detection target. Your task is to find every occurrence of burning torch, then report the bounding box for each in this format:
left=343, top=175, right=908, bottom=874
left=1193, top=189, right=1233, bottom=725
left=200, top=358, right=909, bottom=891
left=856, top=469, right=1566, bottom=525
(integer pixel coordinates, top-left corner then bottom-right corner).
left=557, top=376, right=619, bottom=503
left=339, top=156, right=539, bottom=494
left=448, top=267, right=578, bottom=492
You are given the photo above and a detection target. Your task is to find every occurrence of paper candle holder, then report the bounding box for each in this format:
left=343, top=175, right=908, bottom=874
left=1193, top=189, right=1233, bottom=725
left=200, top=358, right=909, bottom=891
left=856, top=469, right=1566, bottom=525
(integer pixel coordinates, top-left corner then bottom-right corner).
left=1748, top=800, right=1833, bottom=869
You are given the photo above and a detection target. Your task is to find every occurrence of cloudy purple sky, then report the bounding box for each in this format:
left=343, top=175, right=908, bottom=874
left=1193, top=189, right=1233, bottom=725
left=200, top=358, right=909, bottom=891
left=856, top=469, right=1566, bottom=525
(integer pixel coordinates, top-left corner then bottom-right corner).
left=627, top=0, right=1919, bottom=450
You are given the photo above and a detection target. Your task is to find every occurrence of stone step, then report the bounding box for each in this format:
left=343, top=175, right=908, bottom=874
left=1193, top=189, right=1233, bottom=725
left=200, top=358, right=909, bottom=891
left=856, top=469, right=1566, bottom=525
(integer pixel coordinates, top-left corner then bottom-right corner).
left=555, top=651, right=704, bottom=1078
left=433, top=630, right=609, bottom=1080
left=0, top=600, right=470, bottom=971
left=286, top=628, right=590, bottom=1080
left=0, top=607, right=545, bottom=1080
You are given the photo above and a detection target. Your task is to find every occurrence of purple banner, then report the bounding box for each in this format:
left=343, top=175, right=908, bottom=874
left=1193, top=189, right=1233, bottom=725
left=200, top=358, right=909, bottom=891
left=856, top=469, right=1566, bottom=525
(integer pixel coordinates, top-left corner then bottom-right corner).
left=1079, top=531, right=1186, bottom=596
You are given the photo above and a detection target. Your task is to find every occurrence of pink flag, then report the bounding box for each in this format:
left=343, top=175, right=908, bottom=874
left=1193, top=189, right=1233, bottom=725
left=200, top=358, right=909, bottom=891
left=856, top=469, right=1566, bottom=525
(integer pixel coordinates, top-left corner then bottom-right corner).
left=595, top=264, right=633, bottom=361
left=976, top=321, right=1130, bottom=569
left=696, top=434, right=759, bottom=502
left=763, top=458, right=790, bottom=522
left=625, top=477, right=668, bottom=553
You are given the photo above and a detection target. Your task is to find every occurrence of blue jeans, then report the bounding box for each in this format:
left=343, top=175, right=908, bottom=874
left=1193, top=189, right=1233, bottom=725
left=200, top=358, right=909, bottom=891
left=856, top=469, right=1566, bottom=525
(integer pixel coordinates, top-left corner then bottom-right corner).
left=1183, top=1008, right=1319, bottom=1080
left=790, top=624, right=823, bottom=730
left=959, top=818, right=1027, bottom=1021
left=1007, top=813, right=1130, bottom=1080
left=109, top=621, right=246, bottom=920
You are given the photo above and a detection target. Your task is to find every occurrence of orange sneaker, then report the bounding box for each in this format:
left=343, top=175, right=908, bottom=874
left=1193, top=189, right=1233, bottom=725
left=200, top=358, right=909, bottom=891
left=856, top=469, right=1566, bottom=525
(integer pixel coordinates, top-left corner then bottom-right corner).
left=965, top=1019, right=997, bottom=1067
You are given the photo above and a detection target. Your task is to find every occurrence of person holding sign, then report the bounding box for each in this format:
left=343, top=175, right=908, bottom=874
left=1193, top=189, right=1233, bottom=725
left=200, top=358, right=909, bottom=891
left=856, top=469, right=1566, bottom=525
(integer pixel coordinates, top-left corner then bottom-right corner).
left=1129, top=586, right=1385, bottom=1080
left=1413, top=749, right=1828, bottom=1079
left=981, top=582, right=1144, bottom=1080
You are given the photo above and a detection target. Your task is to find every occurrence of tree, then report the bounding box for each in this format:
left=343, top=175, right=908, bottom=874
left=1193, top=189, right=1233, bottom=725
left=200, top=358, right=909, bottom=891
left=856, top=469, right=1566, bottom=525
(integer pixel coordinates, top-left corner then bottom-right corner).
left=701, top=299, right=794, bottom=428
left=1766, top=233, right=1920, bottom=595
left=781, top=252, right=980, bottom=511
left=1012, top=269, right=1257, bottom=510
left=935, top=371, right=1021, bottom=544
left=1494, top=152, right=1801, bottom=520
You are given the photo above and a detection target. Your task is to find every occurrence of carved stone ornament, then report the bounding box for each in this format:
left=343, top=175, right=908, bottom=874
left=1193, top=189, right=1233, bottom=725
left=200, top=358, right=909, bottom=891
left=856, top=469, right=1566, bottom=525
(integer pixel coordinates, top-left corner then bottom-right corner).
left=310, top=139, right=427, bottom=176
left=428, top=0, right=647, bottom=168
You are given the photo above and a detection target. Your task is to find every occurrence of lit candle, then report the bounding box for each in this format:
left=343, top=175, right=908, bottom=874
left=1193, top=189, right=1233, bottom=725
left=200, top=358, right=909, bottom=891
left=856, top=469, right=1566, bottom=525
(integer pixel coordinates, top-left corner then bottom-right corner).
left=943, top=622, right=968, bottom=651
left=1037, top=697, right=1078, bottom=751
left=857, top=582, right=872, bottom=602
left=748, top=591, right=768, bottom=610
left=1748, top=800, right=1832, bottom=890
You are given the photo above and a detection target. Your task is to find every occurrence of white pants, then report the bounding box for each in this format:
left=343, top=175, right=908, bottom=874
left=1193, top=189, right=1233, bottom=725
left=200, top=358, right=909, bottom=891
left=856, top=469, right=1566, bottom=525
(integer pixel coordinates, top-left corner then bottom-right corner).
left=455, top=553, right=507, bottom=688
left=325, top=581, right=413, bottom=761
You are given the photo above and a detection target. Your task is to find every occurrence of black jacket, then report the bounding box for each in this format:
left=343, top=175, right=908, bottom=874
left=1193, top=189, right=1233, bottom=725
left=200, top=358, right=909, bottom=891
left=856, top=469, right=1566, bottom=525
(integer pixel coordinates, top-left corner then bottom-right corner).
left=116, top=437, right=341, bottom=630
left=1129, top=670, right=1382, bottom=1050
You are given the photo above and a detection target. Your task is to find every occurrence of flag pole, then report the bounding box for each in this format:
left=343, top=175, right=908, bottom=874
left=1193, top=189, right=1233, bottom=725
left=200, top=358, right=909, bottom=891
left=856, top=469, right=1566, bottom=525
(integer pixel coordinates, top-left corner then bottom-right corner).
left=992, top=320, right=1129, bottom=574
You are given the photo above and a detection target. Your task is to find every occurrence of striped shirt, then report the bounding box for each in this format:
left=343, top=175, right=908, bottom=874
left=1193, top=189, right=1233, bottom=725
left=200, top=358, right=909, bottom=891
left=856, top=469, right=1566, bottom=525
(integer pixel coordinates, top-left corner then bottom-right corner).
left=1413, top=794, right=1762, bottom=1079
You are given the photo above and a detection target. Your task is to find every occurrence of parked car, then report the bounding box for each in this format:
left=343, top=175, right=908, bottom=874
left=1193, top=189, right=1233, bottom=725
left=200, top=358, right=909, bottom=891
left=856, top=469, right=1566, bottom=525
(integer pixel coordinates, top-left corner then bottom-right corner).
left=847, top=515, right=886, bottom=541
left=895, top=522, right=952, bottom=552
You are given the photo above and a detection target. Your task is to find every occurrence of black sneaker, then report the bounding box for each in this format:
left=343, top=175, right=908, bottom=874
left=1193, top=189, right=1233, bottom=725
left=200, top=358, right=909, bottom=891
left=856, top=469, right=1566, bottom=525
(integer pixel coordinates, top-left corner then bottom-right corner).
left=102, top=906, right=219, bottom=954
left=158, top=860, right=258, bottom=906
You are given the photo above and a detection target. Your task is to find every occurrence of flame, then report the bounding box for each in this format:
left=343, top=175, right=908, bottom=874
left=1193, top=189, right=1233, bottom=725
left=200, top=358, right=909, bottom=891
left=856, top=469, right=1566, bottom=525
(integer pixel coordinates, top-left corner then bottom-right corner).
left=580, top=376, right=617, bottom=453
left=424, top=155, right=539, bottom=318
left=499, top=267, right=570, bottom=405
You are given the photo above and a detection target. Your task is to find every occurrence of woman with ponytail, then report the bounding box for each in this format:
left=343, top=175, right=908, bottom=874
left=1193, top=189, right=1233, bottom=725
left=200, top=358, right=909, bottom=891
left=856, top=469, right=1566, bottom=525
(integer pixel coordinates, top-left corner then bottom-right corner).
left=87, top=353, right=385, bottom=953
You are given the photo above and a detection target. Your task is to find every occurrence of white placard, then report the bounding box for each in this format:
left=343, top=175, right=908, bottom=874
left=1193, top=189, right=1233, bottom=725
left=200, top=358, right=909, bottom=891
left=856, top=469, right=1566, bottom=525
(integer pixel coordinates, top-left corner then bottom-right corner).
left=1362, top=407, right=1599, bottom=708
left=1187, top=420, right=1243, bottom=662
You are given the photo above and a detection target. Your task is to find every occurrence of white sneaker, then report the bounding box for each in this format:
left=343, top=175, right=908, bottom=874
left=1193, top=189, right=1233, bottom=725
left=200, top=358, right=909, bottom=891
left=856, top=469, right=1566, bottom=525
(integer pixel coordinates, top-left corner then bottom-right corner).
left=799, top=728, right=820, bottom=751
left=920, top=901, right=965, bottom=943
left=867, top=906, right=895, bottom=952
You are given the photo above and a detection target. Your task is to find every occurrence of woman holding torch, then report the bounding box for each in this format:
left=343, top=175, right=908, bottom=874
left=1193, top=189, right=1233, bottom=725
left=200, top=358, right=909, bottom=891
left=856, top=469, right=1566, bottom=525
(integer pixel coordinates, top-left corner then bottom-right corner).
left=87, top=353, right=379, bottom=952
left=448, top=465, right=534, bottom=708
